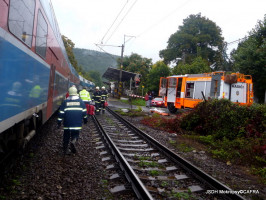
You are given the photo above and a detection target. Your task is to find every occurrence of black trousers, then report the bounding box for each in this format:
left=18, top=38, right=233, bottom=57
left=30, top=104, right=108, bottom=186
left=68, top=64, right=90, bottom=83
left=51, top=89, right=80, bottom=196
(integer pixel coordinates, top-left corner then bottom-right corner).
left=95, top=101, right=101, bottom=114
left=63, top=129, right=79, bottom=152
left=101, top=101, right=106, bottom=111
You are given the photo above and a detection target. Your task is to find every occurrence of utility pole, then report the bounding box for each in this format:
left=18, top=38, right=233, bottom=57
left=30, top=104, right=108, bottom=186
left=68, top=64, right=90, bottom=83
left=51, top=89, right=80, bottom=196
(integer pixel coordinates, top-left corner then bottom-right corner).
left=119, top=35, right=135, bottom=98
left=118, top=44, right=124, bottom=97
left=95, top=34, right=135, bottom=98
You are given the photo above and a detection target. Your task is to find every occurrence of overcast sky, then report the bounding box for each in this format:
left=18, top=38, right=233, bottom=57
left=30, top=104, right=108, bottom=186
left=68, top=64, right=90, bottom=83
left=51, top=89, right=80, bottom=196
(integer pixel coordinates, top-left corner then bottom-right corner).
left=52, top=0, right=265, bottom=63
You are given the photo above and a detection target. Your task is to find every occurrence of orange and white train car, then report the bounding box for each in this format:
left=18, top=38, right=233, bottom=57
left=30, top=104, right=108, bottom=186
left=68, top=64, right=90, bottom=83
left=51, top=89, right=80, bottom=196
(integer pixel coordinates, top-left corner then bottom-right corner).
left=159, top=72, right=253, bottom=113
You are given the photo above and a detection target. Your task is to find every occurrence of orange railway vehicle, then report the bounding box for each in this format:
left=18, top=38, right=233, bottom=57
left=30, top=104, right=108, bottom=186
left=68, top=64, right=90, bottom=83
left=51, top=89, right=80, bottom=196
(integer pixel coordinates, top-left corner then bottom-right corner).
left=159, top=72, right=253, bottom=113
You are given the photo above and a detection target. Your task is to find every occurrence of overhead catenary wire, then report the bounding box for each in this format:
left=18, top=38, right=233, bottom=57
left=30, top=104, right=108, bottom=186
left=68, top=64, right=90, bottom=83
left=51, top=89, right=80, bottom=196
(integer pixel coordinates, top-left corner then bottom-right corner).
left=109, top=0, right=192, bottom=56
left=100, top=0, right=130, bottom=44
left=98, top=0, right=250, bottom=59
left=98, top=0, right=193, bottom=58
left=95, top=43, right=119, bottom=62
left=226, top=36, right=248, bottom=45
left=104, top=0, right=138, bottom=44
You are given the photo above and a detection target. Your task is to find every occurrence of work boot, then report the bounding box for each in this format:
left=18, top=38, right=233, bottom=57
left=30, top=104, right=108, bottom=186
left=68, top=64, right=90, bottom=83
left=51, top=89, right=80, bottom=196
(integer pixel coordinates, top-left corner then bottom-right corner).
left=70, top=143, right=76, bottom=153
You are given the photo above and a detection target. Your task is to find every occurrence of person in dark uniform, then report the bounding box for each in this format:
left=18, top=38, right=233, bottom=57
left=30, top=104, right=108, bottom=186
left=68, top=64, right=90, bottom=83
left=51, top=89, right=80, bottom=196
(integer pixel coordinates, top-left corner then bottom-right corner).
left=92, top=86, right=102, bottom=115
left=57, top=86, right=87, bottom=155
left=100, top=86, right=108, bottom=113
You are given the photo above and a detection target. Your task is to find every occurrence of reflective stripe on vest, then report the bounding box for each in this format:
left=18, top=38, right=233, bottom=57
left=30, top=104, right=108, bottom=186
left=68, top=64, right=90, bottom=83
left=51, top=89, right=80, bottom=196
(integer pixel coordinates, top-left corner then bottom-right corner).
left=63, top=127, right=82, bottom=130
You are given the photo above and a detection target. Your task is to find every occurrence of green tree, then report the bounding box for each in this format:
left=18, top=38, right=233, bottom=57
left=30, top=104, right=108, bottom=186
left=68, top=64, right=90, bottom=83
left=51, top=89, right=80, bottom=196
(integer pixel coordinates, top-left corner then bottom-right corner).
left=231, top=15, right=266, bottom=103
left=62, top=35, right=78, bottom=70
left=172, top=57, right=211, bottom=75
left=62, top=36, right=103, bottom=86
left=119, top=53, right=152, bottom=86
left=147, top=61, right=170, bottom=95
left=89, top=71, right=102, bottom=87
left=159, top=13, right=225, bottom=69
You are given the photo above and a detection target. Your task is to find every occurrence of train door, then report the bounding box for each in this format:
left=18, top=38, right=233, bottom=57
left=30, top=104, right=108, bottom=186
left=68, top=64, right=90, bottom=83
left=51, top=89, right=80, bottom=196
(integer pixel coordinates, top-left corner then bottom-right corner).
left=210, top=74, right=221, bottom=98
left=46, top=64, right=55, bottom=119
left=159, top=77, right=167, bottom=97
left=167, top=78, right=177, bottom=102
left=175, top=78, right=183, bottom=108
left=230, top=82, right=247, bottom=103
left=166, top=77, right=178, bottom=113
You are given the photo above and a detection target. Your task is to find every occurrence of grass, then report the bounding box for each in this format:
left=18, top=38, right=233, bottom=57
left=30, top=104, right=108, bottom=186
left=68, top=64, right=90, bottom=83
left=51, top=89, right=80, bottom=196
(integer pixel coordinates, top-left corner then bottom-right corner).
left=12, top=179, right=21, bottom=186
left=161, top=181, right=169, bottom=187
left=116, top=107, right=146, bottom=117
left=120, top=97, right=146, bottom=106
left=149, top=170, right=162, bottom=176
left=169, top=139, right=194, bottom=152
left=139, top=161, right=159, bottom=168
left=137, top=156, right=151, bottom=160
left=170, top=189, right=195, bottom=200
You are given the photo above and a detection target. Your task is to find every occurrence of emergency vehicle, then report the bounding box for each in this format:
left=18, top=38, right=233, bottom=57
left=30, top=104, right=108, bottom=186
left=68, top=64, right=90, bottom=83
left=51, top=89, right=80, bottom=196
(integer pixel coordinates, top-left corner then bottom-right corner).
left=159, top=72, right=253, bottom=113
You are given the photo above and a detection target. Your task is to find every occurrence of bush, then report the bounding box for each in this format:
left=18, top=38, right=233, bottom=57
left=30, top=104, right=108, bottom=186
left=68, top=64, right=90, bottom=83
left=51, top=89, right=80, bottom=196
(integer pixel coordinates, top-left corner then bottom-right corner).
left=141, top=114, right=183, bottom=133
left=181, top=100, right=265, bottom=168
left=181, top=99, right=265, bottom=140
left=141, top=100, right=265, bottom=170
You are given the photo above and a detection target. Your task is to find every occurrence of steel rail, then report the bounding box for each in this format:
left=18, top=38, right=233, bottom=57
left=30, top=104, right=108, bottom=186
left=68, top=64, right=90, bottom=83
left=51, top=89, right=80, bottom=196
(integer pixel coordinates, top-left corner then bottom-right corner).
left=92, top=115, right=153, bottom=200
left=106, top=107, right=245, bottom=200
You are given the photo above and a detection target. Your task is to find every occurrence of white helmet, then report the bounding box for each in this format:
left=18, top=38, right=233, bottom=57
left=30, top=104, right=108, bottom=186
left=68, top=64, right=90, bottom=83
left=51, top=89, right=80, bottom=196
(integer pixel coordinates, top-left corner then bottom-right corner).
left=102, top=86, right=105, bottom=90
left=96, top=86, right=99, bottom=90
left=69, top=86, right=78, bottom=96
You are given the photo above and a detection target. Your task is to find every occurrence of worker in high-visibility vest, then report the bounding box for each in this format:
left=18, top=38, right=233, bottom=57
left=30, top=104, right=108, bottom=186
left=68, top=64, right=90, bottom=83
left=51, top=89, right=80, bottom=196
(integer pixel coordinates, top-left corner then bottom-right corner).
left=79, top=87, right=91, bottom=104
left=79, top=86, right=92, bottom=115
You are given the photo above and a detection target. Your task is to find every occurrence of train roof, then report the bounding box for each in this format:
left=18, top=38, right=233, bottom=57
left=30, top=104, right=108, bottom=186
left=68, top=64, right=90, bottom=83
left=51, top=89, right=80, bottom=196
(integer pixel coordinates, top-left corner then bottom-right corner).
left=169, top=74, right=207, bottom=78
left=168, top=72, right=226, bottom=78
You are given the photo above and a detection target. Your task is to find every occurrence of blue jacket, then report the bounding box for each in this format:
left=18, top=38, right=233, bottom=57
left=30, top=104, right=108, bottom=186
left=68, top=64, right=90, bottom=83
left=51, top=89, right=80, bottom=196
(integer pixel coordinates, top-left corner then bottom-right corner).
left=93, top=90, right=102, bottom=103
left=57, top=96, right=87, bottom=130
left=100, top=90, right=108, bottom=102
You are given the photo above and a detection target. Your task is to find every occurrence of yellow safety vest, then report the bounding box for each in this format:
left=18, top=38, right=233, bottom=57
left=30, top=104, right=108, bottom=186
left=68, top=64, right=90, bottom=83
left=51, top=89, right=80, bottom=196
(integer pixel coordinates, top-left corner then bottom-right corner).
left=29, top=85, right=41, bottom=98
left=79, top=89, right=91, bottom=102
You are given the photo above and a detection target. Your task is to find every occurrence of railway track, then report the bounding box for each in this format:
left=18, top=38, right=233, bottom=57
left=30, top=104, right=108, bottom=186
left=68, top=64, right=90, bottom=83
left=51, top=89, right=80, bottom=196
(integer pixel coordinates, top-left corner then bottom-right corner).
left=93, top=107, right=245, bottom=200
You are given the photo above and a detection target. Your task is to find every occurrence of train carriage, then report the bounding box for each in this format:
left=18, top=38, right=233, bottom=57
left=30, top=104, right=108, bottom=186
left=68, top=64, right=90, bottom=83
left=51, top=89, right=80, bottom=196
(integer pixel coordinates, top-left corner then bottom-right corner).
left=159, top=72, right=253, bottom=113
left=0, top=0, right=91, bottom=155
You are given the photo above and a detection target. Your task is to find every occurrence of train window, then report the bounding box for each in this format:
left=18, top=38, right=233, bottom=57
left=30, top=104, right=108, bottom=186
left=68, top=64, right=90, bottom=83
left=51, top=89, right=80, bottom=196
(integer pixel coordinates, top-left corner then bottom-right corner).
left=36, top=10, right=48, bottom=59
left=194, top=81, right=205, bottom=99
left=185, top=82, right=194, bottom=98
left=168, top=78, right=177, bottom=88
left=8, top=0, right=36, bottom=47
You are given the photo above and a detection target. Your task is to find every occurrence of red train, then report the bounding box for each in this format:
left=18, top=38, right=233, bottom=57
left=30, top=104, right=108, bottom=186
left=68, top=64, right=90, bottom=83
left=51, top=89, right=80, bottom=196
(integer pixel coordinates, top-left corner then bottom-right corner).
left=0, top=0, right=92, bottom=156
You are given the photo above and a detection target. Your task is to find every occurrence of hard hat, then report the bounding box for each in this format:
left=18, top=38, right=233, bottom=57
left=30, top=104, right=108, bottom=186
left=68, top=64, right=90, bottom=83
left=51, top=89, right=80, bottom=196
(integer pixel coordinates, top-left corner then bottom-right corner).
left=102, top=86, right=105, bottom=90
left=71, top=85, right=77, bottom=88
left=96, top=86, right=99, bottom=90
left=69, top=86, right=78, bottom=96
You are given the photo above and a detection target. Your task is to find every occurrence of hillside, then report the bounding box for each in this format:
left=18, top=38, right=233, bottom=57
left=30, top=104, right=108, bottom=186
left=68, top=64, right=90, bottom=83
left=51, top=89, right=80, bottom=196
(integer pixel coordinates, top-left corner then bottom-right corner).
left=73, top=48, right=119, bottom=75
